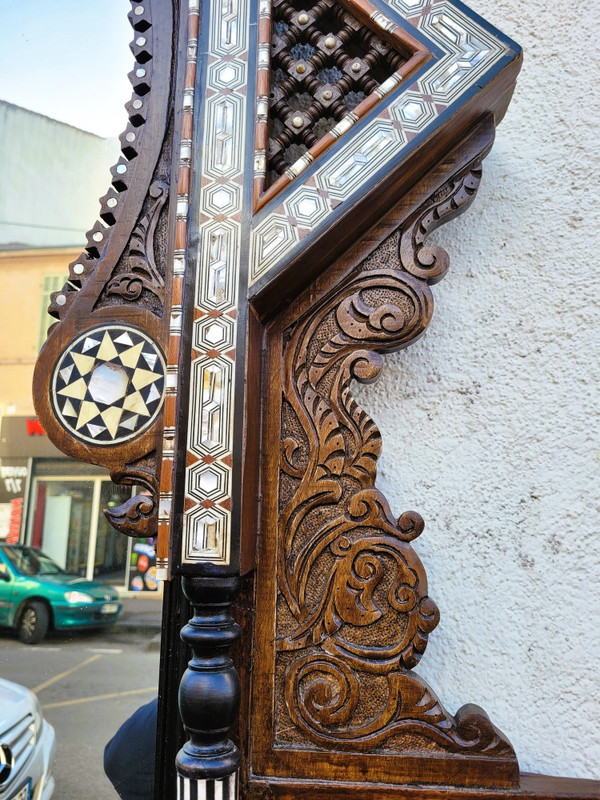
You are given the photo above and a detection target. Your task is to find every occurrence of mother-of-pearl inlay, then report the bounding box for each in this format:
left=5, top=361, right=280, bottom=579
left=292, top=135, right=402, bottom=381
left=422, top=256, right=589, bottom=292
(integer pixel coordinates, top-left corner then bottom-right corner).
left=51, top=324, right=166, bottom=446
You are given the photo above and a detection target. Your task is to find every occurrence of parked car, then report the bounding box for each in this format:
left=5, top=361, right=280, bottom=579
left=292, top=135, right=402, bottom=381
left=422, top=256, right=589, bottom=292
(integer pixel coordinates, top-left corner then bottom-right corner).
left=0, top=544, right=121, bottom=644
left=0, top=677, right=55, bottom=800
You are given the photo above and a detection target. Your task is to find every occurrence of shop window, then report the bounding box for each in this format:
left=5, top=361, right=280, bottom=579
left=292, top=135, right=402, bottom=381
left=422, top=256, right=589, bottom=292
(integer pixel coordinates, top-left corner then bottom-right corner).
left=25, top=461, right=159, bottom=590
left=94, top=481, right=132, bottom=584
left=28, top=476, right=133, bottom=588
left=31, top=479, right=93, bottom=575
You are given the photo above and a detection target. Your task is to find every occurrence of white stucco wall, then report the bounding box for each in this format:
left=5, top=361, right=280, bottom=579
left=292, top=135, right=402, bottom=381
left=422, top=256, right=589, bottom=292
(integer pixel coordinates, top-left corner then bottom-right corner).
left=0, top=102, right=119, bottom=249
left=353, top=0, right=600, bottom=779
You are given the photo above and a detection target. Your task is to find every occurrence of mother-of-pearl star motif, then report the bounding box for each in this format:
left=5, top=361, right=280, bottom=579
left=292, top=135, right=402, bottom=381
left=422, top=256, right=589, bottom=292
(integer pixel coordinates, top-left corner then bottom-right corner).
left=51, top=325, right=166, bottom=445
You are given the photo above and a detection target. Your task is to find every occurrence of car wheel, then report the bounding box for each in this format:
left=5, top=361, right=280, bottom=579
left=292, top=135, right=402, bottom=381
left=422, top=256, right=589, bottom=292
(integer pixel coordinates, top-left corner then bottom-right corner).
left=18, top=601, right=49, bottom=645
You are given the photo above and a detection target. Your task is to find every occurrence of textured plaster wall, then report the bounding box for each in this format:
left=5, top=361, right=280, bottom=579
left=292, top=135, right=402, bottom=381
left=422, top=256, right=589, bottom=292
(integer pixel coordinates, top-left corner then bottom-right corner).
left=353, top=0, right=600, bottom=780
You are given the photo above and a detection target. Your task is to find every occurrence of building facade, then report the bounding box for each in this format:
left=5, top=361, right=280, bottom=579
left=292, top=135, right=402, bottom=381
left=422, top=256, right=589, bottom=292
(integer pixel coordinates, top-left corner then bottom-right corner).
left=0, top=105, right=157, bottom=592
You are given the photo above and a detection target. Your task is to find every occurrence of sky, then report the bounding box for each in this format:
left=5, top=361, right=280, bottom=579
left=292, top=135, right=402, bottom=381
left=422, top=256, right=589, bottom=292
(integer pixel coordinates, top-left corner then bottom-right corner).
left=0, top=0, right=133, bottom=138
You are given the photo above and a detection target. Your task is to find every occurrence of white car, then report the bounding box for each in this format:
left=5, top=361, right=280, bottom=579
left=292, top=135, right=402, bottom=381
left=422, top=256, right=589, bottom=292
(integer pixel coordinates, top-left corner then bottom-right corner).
left=0, top=679, right=55, bottom=800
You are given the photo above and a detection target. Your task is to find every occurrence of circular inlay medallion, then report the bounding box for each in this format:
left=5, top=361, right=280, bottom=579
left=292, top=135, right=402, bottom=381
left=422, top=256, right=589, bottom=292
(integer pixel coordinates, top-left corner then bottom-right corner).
left=51, top=325, right=166, bottom=446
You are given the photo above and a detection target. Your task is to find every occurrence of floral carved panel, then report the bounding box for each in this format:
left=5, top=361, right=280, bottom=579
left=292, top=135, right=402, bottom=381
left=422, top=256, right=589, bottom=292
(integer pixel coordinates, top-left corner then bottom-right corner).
left=250, top=130, right=519, bottom=790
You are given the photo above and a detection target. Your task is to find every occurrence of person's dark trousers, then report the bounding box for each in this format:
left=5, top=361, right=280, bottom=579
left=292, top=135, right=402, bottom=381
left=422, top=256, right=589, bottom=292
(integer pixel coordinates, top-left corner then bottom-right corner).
left=104, top=697, right=158, bottom=800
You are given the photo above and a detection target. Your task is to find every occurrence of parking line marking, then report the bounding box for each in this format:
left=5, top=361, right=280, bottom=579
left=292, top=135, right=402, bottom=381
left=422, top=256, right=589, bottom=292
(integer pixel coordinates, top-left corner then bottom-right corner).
left=33, top=654, right=101, bottom=693
left=41, top=686, right=156, bottom=709
left=86, top=648, right=122, bottom=654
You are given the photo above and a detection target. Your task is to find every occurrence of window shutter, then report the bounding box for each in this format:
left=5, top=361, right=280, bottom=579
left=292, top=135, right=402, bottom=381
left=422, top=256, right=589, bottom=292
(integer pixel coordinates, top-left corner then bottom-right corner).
left=37, top=275, right=65, bottom=351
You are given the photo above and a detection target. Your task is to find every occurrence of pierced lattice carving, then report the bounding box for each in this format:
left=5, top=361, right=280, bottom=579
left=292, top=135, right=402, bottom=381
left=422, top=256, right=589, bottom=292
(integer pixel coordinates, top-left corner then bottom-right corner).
left=267, top=0, right=406, bottom=184
left=252, top=0, right=431, bottom=210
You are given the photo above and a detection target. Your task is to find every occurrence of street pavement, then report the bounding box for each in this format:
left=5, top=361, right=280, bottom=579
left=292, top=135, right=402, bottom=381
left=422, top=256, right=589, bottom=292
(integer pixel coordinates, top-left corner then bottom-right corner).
left=0, top=596, right=163, bottom=800
left=113, top=593, right=163, bottom=645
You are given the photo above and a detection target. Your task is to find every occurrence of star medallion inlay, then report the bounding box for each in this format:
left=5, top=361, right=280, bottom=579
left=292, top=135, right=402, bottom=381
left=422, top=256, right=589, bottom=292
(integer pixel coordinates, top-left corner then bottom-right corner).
left=51, top=325, right=166, bottom=445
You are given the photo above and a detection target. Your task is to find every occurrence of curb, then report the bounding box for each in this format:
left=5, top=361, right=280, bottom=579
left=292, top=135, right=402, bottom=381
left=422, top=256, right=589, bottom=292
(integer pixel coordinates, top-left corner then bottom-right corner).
left=110, top=622, right=162, bottom=651
left=110, top=598, right=163, bottom=648
left=112, top=620, right=162, bottom=634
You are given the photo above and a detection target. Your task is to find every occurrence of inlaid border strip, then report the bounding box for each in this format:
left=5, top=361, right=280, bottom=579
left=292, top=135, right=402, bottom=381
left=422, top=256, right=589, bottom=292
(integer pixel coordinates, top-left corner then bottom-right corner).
left=156, top=0, right=200, bottom=580
left=249, top=0, right=512, bottom=284
left=251, top=0, right=430, bottom=211
left=179, top=0, right=250, bottom=567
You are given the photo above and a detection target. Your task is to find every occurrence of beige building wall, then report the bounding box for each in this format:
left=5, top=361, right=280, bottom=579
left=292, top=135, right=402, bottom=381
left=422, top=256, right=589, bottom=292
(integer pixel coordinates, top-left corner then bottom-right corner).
left=0, top=103, right=120, bottom=419
left=0, top=247, right=78, bottom=416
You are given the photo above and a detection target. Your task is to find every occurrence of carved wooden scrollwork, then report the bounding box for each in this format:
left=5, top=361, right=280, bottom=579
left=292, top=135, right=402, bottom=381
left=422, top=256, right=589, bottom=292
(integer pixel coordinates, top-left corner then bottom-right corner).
left=105, top=179, right=169, bottom=305
left=250, top=140, right=519, bottom=790
left=400, top=165, right=483, bottom=284
left=33, top=0, right=176, bottom=539
left=276, top=187, right=514, bottom=757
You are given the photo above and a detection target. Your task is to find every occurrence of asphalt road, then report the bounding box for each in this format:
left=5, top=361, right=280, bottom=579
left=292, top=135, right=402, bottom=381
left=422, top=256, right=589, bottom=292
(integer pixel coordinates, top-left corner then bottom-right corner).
left=0, top=626, right=159, bottom=800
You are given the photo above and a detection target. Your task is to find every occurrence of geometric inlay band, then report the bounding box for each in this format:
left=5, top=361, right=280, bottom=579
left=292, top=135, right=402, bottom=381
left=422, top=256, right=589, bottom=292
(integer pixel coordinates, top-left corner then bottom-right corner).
left=51, top=324, right=166, bottom=446
left=178, top=0, right=249, bottom=568
left=249, top=0, right=511, bottom=284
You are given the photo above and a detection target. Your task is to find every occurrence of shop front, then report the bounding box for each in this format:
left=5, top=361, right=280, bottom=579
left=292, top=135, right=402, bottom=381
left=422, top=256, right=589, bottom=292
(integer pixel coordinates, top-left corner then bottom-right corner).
left=0, top=416, right=158, bottom=593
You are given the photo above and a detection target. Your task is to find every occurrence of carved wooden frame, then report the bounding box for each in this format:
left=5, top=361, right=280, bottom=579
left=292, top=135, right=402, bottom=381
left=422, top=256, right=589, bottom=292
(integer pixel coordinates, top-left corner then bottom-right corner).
left=30, top=1, right=600, bottom=799
left=244, top=120, right=522, bottom=795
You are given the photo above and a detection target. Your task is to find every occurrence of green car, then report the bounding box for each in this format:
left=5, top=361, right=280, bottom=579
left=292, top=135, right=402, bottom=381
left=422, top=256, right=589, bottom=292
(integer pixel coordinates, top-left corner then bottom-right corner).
left=0, top=544, right=121, bottom=644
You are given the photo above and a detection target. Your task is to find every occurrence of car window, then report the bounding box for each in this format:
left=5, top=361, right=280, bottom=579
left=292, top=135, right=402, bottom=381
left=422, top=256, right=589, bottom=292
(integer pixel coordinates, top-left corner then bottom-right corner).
left=0, top=546, right=65, bottom=577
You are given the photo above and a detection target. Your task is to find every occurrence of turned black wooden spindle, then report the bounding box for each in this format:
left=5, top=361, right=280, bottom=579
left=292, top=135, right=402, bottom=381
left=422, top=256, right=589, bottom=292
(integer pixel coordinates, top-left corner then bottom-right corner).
left=176, top=576, right=241, bottom=798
